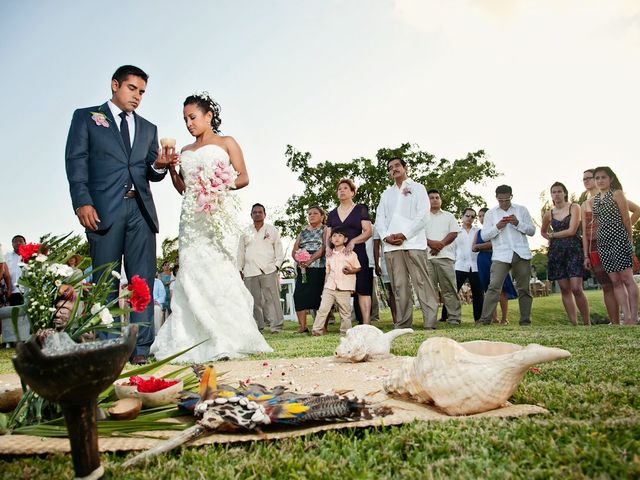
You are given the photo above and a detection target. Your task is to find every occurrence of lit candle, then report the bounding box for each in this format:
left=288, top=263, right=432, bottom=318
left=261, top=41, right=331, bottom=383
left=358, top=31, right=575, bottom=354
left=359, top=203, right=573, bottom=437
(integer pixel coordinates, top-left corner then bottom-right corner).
left=160, top=137, right=176, bottom=148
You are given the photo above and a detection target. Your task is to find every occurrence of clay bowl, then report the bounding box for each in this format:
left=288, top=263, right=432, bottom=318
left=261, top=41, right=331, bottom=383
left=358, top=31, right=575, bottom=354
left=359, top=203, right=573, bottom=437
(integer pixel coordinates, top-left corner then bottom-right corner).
left=12, top=326, right=138, bottom=405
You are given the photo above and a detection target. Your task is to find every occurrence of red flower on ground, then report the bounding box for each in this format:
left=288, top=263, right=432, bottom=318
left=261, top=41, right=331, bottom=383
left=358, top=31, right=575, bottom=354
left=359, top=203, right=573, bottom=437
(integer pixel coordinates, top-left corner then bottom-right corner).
left=18, top=243, right=43, bottom=262
left=128, top=375, right=179, bottom=393
left=127, top=275, right=151, bottom=312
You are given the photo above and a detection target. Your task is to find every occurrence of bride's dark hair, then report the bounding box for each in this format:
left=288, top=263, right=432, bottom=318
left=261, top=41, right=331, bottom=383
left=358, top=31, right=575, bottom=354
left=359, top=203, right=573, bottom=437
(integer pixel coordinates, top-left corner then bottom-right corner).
left=184, top=91, right=222, bottom=133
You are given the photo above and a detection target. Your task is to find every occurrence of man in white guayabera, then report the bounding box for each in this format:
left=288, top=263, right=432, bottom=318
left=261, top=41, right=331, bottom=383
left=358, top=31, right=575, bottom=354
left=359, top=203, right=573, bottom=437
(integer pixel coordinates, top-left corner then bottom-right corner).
left=237, top=203, right=285, bottom=333
left=424, top=189, right=461, bottom=325
left=478, top=185, right=536, bottom=326
left=374, top=158, right=439, bottom=330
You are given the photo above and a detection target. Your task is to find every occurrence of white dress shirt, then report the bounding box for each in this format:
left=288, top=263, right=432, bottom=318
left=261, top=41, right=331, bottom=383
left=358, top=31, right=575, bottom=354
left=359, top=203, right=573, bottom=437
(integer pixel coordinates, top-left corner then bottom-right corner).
left=237, top=223, right=284, bottom=277
left=425, top=209, right=459, bottom=260
left=153, top=278, right=166, bottom=305
left=375, top=178, right=429, bottom=253
left=454, top=226, right=479, bottom=272
left=481, top=203, right=536, bottom=262
left=4, top=251, right=23, bottom=293
left=107, top=100, right=165, bottom=178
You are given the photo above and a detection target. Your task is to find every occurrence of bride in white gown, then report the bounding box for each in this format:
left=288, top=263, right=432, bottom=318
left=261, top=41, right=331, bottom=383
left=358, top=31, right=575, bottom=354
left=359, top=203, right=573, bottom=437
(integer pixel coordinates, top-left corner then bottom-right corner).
left=151, top=92, right=272, bottom=362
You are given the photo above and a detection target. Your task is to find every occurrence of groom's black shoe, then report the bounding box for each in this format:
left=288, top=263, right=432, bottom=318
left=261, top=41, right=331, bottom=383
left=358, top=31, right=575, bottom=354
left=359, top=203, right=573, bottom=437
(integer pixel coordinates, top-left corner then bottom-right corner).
left=131, top=355, right=148, bottom=365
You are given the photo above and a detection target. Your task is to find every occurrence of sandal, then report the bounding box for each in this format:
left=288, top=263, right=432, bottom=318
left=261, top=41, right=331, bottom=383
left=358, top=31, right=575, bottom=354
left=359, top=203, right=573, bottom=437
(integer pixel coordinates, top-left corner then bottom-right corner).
left=297, top=327, right=309, bottom=334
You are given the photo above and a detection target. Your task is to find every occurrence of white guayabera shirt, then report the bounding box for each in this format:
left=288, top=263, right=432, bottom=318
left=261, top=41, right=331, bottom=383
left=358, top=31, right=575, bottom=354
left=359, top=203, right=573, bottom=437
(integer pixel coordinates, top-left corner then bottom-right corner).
left=481, top=203, right=536, bottom=263
left=375, top=178, right=429, bottom=253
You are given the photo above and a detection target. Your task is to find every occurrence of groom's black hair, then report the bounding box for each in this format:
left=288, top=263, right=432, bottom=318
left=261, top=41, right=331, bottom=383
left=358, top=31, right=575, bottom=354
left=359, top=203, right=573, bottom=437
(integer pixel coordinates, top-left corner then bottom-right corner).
left=112, top=65, right=149, bottom=85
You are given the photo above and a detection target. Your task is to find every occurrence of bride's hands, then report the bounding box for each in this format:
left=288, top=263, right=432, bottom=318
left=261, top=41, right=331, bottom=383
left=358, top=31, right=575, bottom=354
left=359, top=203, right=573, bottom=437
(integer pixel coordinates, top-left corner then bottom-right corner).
left=154, top=146, right=180, bottom=169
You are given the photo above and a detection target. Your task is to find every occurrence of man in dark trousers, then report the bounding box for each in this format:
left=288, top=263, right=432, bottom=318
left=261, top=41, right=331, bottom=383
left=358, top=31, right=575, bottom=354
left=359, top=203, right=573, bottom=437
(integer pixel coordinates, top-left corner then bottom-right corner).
left=65, top=65, right=177, bottom=363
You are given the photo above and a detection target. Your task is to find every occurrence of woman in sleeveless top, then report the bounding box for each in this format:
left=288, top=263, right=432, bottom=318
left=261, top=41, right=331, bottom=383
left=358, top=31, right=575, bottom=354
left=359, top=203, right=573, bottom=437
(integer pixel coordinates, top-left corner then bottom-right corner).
left=541, top=182, right=589, bottom=326
left=586, top=167, right=637, bottom=326
left=292, top=206, right=327, bottom=333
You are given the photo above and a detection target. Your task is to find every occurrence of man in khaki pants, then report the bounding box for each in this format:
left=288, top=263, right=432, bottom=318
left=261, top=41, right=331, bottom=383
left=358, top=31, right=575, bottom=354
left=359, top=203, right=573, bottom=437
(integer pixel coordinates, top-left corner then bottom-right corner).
left=238, top=203, right=285, bottom=333
left=374, top=158, right=439, bottom=329
left=478, top=185, right=536, bottom=326
left=425, top=189, right=461, bottom=325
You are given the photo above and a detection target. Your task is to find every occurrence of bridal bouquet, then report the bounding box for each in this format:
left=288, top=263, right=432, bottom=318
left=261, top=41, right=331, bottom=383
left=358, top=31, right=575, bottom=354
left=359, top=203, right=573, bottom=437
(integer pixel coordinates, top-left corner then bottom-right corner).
left=294, top=249, right=312, bottom=283
left=191, top=160, right=238, bottom=214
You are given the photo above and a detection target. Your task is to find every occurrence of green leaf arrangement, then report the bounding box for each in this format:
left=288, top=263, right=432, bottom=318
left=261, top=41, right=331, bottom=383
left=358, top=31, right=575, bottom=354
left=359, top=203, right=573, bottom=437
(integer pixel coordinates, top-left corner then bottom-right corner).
left=10, top=342, right=207, bottom=437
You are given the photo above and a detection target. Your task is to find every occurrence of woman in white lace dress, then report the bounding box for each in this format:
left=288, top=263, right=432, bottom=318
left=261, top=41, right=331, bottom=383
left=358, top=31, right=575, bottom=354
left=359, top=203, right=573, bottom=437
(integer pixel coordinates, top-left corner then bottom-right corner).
left=150, top=92, right=272, bottom=362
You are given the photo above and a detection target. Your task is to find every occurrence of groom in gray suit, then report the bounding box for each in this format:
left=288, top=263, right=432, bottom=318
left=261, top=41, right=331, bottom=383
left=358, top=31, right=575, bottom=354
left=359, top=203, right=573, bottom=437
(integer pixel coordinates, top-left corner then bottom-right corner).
left=65, top=65, right=176, bottom=364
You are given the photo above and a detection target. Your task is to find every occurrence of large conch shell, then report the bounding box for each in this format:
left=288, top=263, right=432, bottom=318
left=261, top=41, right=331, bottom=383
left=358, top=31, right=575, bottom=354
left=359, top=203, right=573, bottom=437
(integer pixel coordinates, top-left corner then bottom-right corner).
left=383, top=337, right=570, bottom=415
left=334, top=325, right=413, bottom=362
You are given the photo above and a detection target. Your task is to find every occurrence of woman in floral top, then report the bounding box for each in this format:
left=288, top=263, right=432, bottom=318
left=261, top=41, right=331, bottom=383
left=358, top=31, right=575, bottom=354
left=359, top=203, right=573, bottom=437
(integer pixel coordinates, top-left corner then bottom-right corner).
left=292, top=206, right=327, bottom=333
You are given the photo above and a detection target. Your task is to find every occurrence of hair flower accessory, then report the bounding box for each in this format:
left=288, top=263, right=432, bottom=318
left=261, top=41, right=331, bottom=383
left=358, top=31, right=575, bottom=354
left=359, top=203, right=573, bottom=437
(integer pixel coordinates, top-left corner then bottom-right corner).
left=192, top=90, right=212, bottom=102
left=402, top=187, right=412, bottom=197
left=90, top=111, right=110, bottom=128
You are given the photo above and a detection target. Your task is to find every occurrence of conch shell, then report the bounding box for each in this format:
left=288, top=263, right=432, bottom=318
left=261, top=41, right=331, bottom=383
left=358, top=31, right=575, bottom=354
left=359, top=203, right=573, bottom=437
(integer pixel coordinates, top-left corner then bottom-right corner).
left=335, top=325, right=413, bottom=362
left=383, top=337, right=570, bottom=415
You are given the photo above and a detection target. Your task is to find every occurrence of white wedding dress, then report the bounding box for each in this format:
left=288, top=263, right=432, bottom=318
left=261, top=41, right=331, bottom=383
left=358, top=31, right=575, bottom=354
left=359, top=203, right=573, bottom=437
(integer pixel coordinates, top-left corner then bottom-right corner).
left=150, top=145, right=273, bottom=362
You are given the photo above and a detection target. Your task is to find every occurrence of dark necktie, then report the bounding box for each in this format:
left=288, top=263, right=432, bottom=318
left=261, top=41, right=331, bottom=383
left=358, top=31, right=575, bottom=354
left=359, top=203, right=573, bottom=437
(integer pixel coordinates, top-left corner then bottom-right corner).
left=119, top=111, right=132, bottom=157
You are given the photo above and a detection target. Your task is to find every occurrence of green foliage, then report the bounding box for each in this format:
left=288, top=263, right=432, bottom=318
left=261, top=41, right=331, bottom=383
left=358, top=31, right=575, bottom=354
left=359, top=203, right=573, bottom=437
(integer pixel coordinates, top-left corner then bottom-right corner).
left=531, top=247, right=549, bottom=280
left=275, top=143, right=499, bottom=237
left=634, top=222, right=640, bottom=258
left=157, top=236, right=179, bottom=272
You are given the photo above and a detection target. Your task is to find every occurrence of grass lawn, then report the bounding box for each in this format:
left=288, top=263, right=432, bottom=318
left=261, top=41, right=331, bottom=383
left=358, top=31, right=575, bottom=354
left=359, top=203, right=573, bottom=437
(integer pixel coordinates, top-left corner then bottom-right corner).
left=1, top=290, right=638, bottom=479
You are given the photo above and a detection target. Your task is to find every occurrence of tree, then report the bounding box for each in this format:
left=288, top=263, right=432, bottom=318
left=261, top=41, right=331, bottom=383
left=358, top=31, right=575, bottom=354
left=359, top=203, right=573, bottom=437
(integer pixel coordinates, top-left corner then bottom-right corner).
left=275, top=143, right=500, bottom=237
left=157, top=236, right=179, bottom=271
left=530, top=247, right=549, bottom=281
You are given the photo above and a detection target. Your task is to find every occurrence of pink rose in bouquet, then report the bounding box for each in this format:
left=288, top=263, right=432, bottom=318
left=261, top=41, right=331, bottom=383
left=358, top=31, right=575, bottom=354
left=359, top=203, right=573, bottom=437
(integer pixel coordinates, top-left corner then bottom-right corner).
left=192, top=160, right=237, bottom=214
left=294, top=249, right=312, bottom=283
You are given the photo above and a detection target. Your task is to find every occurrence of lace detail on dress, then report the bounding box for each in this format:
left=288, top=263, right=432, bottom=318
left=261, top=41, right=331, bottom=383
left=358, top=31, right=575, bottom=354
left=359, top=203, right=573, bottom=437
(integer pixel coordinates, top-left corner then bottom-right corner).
left=178, top=145, right=242, bottom=261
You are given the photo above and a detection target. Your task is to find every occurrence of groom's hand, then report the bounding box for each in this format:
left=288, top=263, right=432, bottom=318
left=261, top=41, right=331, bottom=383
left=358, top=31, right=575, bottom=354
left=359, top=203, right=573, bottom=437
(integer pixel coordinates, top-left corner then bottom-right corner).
left=76, top=205, right=100, bottom=230
left=154, top=147, right=180, bottom=169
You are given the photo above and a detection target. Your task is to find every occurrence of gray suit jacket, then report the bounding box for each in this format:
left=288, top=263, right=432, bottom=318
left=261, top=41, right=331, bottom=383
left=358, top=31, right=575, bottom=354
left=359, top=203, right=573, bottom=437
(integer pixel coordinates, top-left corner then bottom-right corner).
left=65, top=102, right=166, bottom=233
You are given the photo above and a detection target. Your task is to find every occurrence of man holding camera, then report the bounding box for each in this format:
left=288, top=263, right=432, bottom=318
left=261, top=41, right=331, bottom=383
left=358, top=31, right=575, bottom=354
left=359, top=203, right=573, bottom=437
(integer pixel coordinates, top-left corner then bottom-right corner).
left=478, top=185, right=536, bottom=326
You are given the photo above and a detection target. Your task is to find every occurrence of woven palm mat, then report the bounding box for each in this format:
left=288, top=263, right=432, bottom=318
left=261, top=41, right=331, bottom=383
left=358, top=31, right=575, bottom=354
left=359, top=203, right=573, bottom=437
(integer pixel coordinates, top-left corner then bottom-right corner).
left=0, top=356, right=547, bottom=455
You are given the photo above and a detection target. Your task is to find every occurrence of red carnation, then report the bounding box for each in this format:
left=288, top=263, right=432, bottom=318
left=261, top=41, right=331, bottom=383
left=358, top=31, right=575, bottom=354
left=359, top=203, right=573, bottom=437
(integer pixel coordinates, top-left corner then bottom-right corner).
left=128, top=375, right=179, bottom=393
left=18, top=243, right=43, bottom=263
left=127, top=275, right=151, bottom=312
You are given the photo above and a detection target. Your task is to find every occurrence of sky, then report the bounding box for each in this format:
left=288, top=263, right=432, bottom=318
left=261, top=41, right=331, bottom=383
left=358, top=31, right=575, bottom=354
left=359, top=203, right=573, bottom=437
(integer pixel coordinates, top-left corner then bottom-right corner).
left=1, top=0, right=639, bottom=254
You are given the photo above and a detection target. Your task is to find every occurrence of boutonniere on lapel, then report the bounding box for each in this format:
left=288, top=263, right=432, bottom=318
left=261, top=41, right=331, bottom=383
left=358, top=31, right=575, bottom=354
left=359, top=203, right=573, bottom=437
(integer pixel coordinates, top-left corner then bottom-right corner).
left=263, top=231, right=271, bottom=240
left=401, top=187, right=412, bottom=197
left=90, top=111, right=110, bottom=128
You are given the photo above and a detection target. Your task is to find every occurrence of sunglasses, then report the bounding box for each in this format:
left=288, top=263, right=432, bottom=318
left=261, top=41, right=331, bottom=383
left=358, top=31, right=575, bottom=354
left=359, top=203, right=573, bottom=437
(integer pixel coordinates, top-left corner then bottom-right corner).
left=582, top=176, right=594, bottom=181
left=464, top=214, right=476, bottom=218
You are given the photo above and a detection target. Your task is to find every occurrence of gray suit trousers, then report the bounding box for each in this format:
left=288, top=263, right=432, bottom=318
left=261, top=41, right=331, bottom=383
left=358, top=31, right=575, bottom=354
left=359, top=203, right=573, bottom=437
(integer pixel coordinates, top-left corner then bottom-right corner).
left=88, top=197, right=156, bottom=356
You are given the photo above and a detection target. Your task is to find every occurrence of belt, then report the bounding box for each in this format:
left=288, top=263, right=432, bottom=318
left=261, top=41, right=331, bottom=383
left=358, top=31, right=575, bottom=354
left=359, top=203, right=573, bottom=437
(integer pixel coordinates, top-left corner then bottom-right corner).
left=124, top=190, right=137, bottom=199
